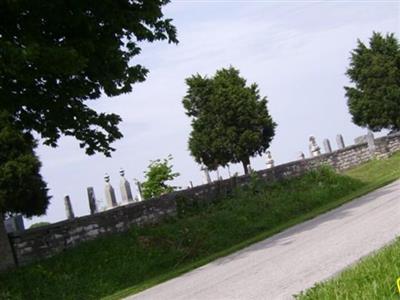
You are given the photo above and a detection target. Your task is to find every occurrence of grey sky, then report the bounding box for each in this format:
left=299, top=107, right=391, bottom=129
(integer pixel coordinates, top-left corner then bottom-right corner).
left=28, top=1, right=399, bottom=226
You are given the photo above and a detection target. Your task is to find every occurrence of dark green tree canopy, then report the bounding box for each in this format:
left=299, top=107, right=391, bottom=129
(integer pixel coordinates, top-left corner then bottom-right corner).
left=141, top=155, right=180, bottom=199
left=0, top=0, right=177, bottom=156
left=183, top=67, right=276, bottom=174
left=0, top=112, right=50, bottom=217
left=345, top=32, right=400, bottom=132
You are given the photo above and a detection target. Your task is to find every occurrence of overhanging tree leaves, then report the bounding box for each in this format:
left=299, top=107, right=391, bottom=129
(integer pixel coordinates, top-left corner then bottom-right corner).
left=183, top=67, right=276, bottom=174
left=0, top=112, right=50, bottom=218
left=345, top=32, right=400, bottom=132
left=0, top=0, right=178, bottom=156
left=141, top=155, right=180, bottom=199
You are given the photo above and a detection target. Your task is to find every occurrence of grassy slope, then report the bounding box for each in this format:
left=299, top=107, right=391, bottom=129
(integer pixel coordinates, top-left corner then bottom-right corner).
left=0, top=152, right=399, bottom=300
left=296, top=238, right=400, bottom=300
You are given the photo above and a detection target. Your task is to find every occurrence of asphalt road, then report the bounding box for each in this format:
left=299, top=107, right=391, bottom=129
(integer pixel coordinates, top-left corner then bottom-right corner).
left=128, top=180, right=400, bottom=300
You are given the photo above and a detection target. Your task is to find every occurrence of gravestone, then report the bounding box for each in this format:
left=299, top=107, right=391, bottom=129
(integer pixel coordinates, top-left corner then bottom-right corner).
left=216, top=168, right=222, bottom=181
left=104, top=174, right=117, bottom=208
left=298, top=151, right=305, bottom=160
left=119, top=169, right=133, bottom=203
left=4, top=215, right=25, bottom=233
left=266, top=151, right=274, bottom=169
left=309, top=136, right=321, bottom=157
left=201, top=164, right=212, bottom=184
left=323, top=138, right=332, bottom=153
left=366, top=130, right=376, bottom=154
left=247, top=164, right=253, bottom=173
left=0, top=215, right=16, bottom=271
left=336, top=134, right=345, bottom=149
left=87, top=187, right=97, bottom=215
left=354, top=135, right=367, bottom=144
left=135, top=180, right=143, bottom=202
left=64, top=195, right=75, bottom=219
left=227, top=165, right=232, bottom=178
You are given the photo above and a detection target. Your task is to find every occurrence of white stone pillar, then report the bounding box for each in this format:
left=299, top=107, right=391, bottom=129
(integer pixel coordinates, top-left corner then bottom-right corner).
left=266, top=151, right=274, bottom=169
left=227, top=165, right=232, bottom=178
left=216, top=168, right=222, bottom=181
left=336, top=134, right=345, bottom=149
left=366, top=130, right=376, bottom=154
left=134, top=179, right=143, bottom=202
left=104, top=173, right=117, bottom=208
left=246, top=164, right=253, bottom=173
left=323, top=138, right=332, bottom=153
left=119, top=169, right=133, bottom=203
left=201, top=164, right=212, bottom=184
left=309, top=136, right=321, bottom=157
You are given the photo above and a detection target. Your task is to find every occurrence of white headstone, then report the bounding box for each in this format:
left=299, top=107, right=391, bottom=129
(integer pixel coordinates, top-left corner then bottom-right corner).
left=119, top=168, right=133, bottom=203
left=366, top=130, right=376, bottom=154
left=246, top=164, right=253, bottom=173
left=134, top=179, right=143, bottom=202
left=323, top=138, right=332, bottom=153
left=336, top=134, right=345, bottom=149
left=309, top=135, right=321, bottom=157
left=227, top=165, right=232, bottom=178
left=266, top=151, right=274, bottom=169
left=201, top=164, right=212, bottom=184
left=216, top=168, right=222, bottom=181
left=104, top=174, right=117, bottom=208
left=354, top=135, right=367, bottom=144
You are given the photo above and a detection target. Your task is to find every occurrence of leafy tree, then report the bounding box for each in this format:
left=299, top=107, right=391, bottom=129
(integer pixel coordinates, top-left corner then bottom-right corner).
left=183, top=67, right=276, bottom=174
left=345, top=32, right=400, bottom=132
left=0, top=1, right=178, bottom=156
left=0, top=112, right=50, bottom=218
left=141, top=155, right=180, bottom=199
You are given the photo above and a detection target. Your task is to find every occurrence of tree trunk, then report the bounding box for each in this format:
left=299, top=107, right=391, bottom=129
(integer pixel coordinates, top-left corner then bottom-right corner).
left=0, top=214, right=16, bottom=271
left=242, top=157, right=250, bottom=175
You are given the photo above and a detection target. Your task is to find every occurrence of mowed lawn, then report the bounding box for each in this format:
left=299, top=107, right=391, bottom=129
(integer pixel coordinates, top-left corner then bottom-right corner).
left=0, top=152, right=399, bottom=300
left=296, top=238, right=400, bottom=299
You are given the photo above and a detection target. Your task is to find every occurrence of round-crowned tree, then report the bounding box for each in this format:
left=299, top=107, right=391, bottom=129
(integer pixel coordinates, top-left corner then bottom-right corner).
left=0, top=112, right=50, bottom=218
left=345, top=32, right=400, bottom=132
left=183, top=67, right=276, bottom=174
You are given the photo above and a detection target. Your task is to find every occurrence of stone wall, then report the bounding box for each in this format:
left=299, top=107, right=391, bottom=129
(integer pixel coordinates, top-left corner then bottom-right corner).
left=6, top=132, right=400, bottom=267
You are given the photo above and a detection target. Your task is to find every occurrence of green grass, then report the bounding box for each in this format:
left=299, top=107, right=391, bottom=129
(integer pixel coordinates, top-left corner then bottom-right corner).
left=1, top=152, right=399, bottom=300
left=296, top=238, right=400, bottom=300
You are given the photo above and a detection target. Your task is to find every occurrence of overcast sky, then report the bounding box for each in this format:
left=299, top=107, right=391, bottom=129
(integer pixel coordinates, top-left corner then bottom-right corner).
left=27, top=0, right=399, bottom=227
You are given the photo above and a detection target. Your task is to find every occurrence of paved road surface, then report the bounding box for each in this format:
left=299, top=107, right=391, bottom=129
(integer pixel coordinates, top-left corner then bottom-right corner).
left=128, top=180, right=400, bottom=300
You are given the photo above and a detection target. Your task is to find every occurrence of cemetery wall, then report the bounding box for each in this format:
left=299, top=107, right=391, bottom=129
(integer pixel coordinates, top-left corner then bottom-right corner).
left=6, top=132, right=400, bottom=267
